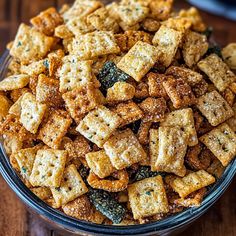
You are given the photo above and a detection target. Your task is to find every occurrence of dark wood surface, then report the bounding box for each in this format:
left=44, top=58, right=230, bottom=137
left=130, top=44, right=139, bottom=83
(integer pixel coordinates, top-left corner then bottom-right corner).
left=0, top=0, right=236, bottom=235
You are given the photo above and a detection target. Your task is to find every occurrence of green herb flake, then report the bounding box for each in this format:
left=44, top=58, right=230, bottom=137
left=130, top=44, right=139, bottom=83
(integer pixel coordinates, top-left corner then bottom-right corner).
left=21, top=166, right=27, bottom=173
left=43, top=59, right=50, bottom=69
left=17, top=41, right=22, bottom=47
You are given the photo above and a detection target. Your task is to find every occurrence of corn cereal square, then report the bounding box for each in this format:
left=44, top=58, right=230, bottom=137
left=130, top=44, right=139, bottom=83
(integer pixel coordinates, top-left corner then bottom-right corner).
left=0, top=95, right=11, bottom=122
left=10, top=24, right=55, bottom=65
left=182, top=30, right=208, bottom=67
left=30, top=7, right=63, bottom=36
left=163, top=76, right=196, bottom=108
left=128, top=175, right=169, bottom=219
left=86, top=150, right=115, bottom=178
left=197, top=90, right=233, bottom=126
left=152, top=25, right=183, bottom=67
left=76, top=106, right=121, bottom=147
left=200, top=123, right=236, bottom=166
left=198, top=54, right=236, bottom=92
left=0, top=74, right=30, bottom=91
left=169, top=170, right=215, bottom=198
left=112, top=101, right=143, bottom=126
left=29, top=149, right=67, bottom=187
left=62, top=84, right=105, bottom=121
left=104, top=128, right=147, bottom=170
left=160, top=108, right=198, bottom=146
left=38, top=110, right=72, bottom=149
left=70, top=31, right=120, bottom=60
left=20, top=93, right=47, bottom=134
left=51, top=164, right=88, bottom=207
left=149, top=0, right=173, bottom=20
left=36, top=74, right=63, bottom=107
left=226, top=103, right=236, bottom=132
left=117, top=41, right=159, bottom=82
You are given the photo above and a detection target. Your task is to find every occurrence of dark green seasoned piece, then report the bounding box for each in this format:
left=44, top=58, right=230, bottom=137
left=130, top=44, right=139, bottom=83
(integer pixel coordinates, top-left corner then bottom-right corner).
left=202, top=27, right=213, bottom=39
left=206, top=44, right=222, bottom=58
left=97, top=61, right=130, bottom=92
left=133, top=166, right=166, bottom=182
left=88, top=189, right=126, bottom=224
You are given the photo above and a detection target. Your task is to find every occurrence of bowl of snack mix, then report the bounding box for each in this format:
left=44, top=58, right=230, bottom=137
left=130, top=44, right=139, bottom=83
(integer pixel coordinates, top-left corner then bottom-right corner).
left=0, top=0, right=236, bottom=235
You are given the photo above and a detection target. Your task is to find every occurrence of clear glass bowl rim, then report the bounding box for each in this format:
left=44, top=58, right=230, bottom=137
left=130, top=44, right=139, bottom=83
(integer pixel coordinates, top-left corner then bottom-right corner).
left=0, top=50, right=235, bottom=235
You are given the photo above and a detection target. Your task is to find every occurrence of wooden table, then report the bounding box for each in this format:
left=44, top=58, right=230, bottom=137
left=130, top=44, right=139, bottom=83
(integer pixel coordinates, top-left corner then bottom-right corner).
left=0, top=0, right=235, bottom=235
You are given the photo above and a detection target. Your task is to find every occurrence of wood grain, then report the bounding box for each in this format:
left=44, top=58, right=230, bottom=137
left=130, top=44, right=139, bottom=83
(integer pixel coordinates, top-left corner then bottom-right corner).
left=0, top=1, right=235, bottom=235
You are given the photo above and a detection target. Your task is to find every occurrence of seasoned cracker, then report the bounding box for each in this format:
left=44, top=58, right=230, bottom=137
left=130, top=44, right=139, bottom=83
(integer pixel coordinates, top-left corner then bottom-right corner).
left=0, top=74, right=30, bottom=91
left=162, top=16, right=192, bottom=33
left=137, top=121, right=152, bottom=145
left=20, top=93, right=47, bottom=134
left=20, top=60, right=48, bottom=77
left=149, top=129, right=159, bottom=171
left=86, top=150, right=115, bottom=178
left=29, top=149, right=67, bottom=187
left=222, top=43, right=236, bottom=70
left=196, top=90, right=233, bottom=126
left=169, top=170, right=215, bottom=198
left=54, top=24, right=74, bottom=39
left=200, top=123, right=236, bottom=166
left=198, top=54, right=236, bottom=92
left=38, top=110, right=72, bottom=149
left=134, top=81, right=149, bottom=98
left=30, top=7, right=63, bottom=36
left=128, top=175, right=169, bottom=219
left=152, top=25, right=183, bottom=67
left=117, top=41, right=159, bottom=82
left=163, top=76, right=196, bottom=109
left=104, top=128, right=147, bottom=170
left=226, top=103, right=236, bottom=132
left=142, top=18, right=160, bottom=32
left=0, top=95, right=11, bottom=122
left=51, top=164, right=88, bottom=207
left=10, top=24, right=55, bottom=64
left=3, top=134, right=23, bottom=156
left=76, top=106, right=121, bottom=148
left=31, top=187, right=52, bottom=201
left=221, top=88, right=235, bottom=107
left=112, top=101, right=144, bottom=126
left=182, top=30, right=208, bottom=67
left=70, top=31, right=120, bottom=60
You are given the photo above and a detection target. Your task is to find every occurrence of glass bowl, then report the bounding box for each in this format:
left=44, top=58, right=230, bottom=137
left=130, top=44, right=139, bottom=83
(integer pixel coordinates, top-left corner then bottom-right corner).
left=0, top=50, right=236, bottom=235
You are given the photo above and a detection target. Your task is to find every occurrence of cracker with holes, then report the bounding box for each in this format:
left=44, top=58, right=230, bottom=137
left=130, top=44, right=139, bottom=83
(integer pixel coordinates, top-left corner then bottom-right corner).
left=146, top=73, right=168, bottom=98
left=104, top=128, right=147, bottom=170
left=160, top=108, right=198, bottom=146
left=163, top=76, right=196, bottom=108
left=76, top=106, right=121, bottom=148
left=117, top=41, right=159, bottom=82
left=86, top=150, right=116, bottom=178
left=87, top=7, right=119, bottom=32
left=168, top=170, right=215, bottom=198
left=182, top=30, right=208, bottom=67
left=51, top=164, right=88, bottom=207
left=30, top=7, right=63, bottom=36
left=62, top=84, right=105, bottom=121
left=70, top=31, right=120, bottom=60
left=155, top=127, right=187, bottom=176
left=10, top=24, right=55, bottom=64
left=38, top=110, right=72, bottom=149
left=196, top=90, right=233, bottom=126
left=0, top=74, right=30, bottom=91
left=112, top=101, right=143, bottom=126
left=149, top=0, right=173, bottom=20
left=152, top=25, right=183, bottom=67
left=106, top=82, right=135, bottom=103
left=20, top=93, right=47, bottom=134
left=198, top=54, right=236, bottom=92
left=58, top=56, right=94, bottom=93
left=31, top=187, right=52, bottom=201
left=200, top=123, right=236, bottom=166
left=139, top=97, right=167, bottom=122
left=166, top=66, right=203, bottom=86
left=117, top=3, right=149, bottom=26
left=36, top=74, right=63, bottom=107
left=29, top=149, right=67, bottom=187
left=128, top=175, right=169, bottom=220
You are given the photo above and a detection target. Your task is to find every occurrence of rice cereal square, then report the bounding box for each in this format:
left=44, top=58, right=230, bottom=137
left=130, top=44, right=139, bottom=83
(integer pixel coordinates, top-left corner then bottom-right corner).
left=128, top=175, right=169, bottom=220
left=85, top=150, right=116, bottom=178
left=196, top=90, right=234, bottom=126
left=152, top=25, right=183, bottom=67
left=0, top=74, right=30, bottom=91
left=51, top=164, right=88, bottom=207
left=10, top=24, right=55, bottom=65
left=29, top=149, right=67, bottom=187
left=20, top=93, right=47, bottom=134
left=200, top=123, right=236, bottom=166
left=198, top=54, right=236, bottom=92
left=103, top=128, right=147, bottom=170
left=38, top=110, right=72, bottom=149
left=117, top=41, right=159, bottom=82
left=76, top=105, right=122, bottom=148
